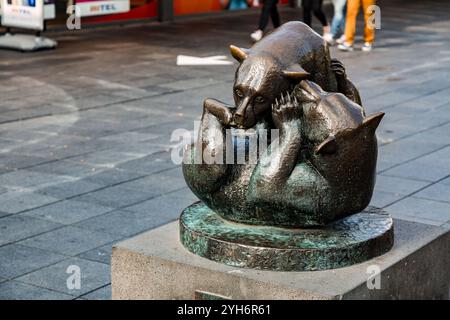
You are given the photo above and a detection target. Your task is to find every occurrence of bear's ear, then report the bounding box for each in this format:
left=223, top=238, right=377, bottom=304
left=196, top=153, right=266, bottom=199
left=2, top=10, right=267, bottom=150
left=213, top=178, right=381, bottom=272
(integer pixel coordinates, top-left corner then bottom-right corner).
left=315, top=136, right=338, bottom=155
left=229, top=45, right=249, bottom=62
left=359, top=112, right=385, bottom=133
left=282, top=64, right=310, bottom=81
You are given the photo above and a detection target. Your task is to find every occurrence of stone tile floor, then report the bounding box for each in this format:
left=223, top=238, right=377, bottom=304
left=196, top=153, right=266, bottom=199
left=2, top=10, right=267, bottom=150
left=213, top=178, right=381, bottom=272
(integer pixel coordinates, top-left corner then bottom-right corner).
left=0, top=0, right=449, bottom=299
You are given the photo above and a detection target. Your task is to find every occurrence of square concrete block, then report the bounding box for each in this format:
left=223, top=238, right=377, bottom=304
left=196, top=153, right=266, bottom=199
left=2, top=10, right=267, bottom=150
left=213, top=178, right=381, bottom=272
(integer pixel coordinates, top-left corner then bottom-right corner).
left=112, top=219, right=449, bottom=300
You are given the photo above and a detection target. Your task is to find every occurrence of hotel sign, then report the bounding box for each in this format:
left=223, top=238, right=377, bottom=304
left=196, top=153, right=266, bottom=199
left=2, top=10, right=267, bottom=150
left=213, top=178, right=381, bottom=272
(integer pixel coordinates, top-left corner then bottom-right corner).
left=75, top=0, right=130, bottom=17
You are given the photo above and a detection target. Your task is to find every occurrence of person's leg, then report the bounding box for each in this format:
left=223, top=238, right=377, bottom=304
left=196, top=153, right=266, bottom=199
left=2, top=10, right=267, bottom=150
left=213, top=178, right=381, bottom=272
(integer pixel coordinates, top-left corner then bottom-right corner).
left=258, top=0, right=273, bottom=31
left=362, top=0, right=376, bottom=44
left=344, top=0, right=360, bottom=45
left=331, top=0, right=346, bottom=37
left=339, top=2, right=347, bottom=35
left=302, top=0, right=313, bottom=27
left=270, top=0, right=281, bottom=28
left=312, top=0, right=328, bottom=27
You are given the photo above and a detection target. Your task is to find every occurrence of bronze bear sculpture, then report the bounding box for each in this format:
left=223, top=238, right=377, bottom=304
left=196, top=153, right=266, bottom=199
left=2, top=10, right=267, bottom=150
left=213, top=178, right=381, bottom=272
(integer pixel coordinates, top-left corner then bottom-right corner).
left=182, top=21, right=383, bottom=228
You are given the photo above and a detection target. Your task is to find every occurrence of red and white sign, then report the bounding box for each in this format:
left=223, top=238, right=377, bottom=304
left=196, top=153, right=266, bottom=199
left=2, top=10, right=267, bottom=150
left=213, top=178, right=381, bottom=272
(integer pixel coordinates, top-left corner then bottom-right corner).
left=1, top=0, right=44, bottom=30
left=75, top=0, right=130, bottom=17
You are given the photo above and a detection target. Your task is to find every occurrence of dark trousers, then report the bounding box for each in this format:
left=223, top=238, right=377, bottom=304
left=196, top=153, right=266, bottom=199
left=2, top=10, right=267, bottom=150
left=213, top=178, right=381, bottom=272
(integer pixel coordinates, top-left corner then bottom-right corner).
left=258, top=0, right=280, bottom=31
left=302, top=0, right=328, bottom=27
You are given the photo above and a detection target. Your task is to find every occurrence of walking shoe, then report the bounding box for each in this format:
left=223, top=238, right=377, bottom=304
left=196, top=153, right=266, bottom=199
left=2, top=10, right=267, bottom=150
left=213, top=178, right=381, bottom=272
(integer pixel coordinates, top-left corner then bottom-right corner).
left=336, top=35, right=346, bottom=45
left=323, top=32, right=334, bottom=45
left=338, top=42, right=354, bottom=52
left=362, top=42, right=373, bottom=52
left=250, top=30, right=263, bottom=42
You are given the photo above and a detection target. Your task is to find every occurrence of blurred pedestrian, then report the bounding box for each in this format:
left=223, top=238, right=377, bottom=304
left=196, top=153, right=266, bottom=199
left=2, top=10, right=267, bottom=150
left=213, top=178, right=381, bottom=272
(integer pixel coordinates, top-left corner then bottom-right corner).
left=338, top=0, right=376, bottom=52
left=221, top=0, right=252, bottom=10
left=327, top=0, right=347, bottom=45
left=302, top=0, right=331, bottom=39
left=251, top=0, right=281, bottom=42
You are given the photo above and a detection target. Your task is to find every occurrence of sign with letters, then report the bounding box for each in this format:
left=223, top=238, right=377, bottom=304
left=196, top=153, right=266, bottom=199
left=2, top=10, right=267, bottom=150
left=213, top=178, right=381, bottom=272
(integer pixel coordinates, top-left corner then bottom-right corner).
left=44, top=0, right=55, bottom=19
left=0, top=0, right=44, bottom=30
left=75, top=0, right=130, bottom=17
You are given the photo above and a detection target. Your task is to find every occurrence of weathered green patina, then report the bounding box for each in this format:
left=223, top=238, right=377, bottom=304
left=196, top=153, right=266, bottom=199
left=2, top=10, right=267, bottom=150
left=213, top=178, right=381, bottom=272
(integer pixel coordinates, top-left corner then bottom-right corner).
left=180, top=202, right=394, bottom=271
left=179, top=21, right=394, bottom=271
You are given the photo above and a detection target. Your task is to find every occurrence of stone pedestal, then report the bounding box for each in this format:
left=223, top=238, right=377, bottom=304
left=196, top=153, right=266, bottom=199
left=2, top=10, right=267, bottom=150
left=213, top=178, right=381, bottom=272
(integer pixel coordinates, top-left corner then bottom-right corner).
left=111, top=218, right=449, bottom=300
left=180, top=203, right=394, bottom=271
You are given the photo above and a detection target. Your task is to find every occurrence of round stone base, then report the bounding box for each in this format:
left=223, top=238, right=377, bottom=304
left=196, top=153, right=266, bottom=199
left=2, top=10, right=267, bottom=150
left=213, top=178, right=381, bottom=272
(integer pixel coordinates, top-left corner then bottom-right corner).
left=180, top=202, right=394, bottom=271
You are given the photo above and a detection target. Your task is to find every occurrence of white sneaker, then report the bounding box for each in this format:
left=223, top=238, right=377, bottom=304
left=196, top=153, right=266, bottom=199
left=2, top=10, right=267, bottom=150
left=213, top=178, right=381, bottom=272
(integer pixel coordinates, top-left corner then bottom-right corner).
left=250, top=30, right=263, bottom=42
left=338, top=42, right=354, bottom=52
left=323, top=32, right=334, bottom=45
left=362, top=42, right=373, bottom=52
left=336, top=35, right=346, bottom=45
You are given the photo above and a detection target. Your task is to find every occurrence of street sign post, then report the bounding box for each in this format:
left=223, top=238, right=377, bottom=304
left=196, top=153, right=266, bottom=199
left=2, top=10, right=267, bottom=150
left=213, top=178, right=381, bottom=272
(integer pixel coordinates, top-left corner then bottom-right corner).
left=0, top=0, right=57, bottom=51
left=1, top=0, right=45, bottom=30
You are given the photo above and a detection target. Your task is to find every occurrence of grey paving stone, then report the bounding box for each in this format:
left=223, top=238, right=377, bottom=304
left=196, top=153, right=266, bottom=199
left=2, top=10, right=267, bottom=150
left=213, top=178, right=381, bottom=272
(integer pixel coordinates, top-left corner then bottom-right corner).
left=0, top=138, right=16, bottom=151
left=31, top=160, right=101, bottom=178
left=414, top=146, right=450, bottom=168
left=124, top=188, right=198, bottom=218
left=0, top=170, right=73, bottom=189
left=83, top=168, right=145, bottom=186
left=385, top=196, right=450, bottom=226
left=0, top=185, right=7, bottom=194
left=0, top=153, right=53, bottom=170
left=0, top=191, right=60, bottom=214
left=75, top=208, right=171, bottom=238
left=378, top=138, right=446, bottom=169
left=413, top=182, right=450, bottom=204
left=382, top=160, right=449, bottom=182
left=0, top=129, right=55, bottom=142
left=119, top=170, right=186, bottom=196
left=0, top=165, right=11, bottom=175
left=27, top=134, right=91, bottom=148
left=36, top=179, right=106, bottom=199
left=370, top=190, right=403, bottom=208
left=0, top=211, right=9, bottom=218
left=441, top=177, right=450, bottom=186
left=77, top=243, right=114, bottom=265
left=411, top=123, right=450, bottom=145
left=24, top=200, right=115, bottom=225
left=74, top=94, right=129, bottom=110
left=159, top=78, right=222, bottom=91
left=148, top=82, right=232, bottom=107
left=107, top=141, right=170, bottom=155
left=0, top=281, right=73, bottom=300
left=0, top=215, right=63, bottom=246
left=29, top=141, right=112, bottom=160
left=0, top=244, right=66, bottom=279
left=16, top=257, right=110, bottom=297
left=99, top=131, right=159, bottom=143
left=1, top=142, right=49, bottom=157
left=72, top=185, right=155, bottom=209
left=116, top=151, right=178, bottom=174
left=375, top=175, right=430, bottom=195
left=67, top=150, right=145, bottom=168
left=80, top=285, right=111, bottom=300
left=18, top=226, right=121, bottom=256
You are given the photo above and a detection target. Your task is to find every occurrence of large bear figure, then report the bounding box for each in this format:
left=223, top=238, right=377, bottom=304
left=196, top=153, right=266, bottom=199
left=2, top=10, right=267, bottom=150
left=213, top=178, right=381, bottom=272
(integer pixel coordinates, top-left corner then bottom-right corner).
left=182, top=22, right=382, bottom=227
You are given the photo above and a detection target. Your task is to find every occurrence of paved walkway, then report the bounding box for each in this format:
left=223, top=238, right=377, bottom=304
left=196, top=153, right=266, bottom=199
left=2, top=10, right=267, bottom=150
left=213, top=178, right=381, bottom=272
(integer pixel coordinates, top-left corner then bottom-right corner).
left=0, top=0, right=449, bottom=299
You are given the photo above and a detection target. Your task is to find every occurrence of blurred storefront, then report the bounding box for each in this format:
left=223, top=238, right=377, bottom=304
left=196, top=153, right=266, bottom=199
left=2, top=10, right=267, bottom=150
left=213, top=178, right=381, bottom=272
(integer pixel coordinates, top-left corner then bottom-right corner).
left=38, top=0, right=293, bottom=27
